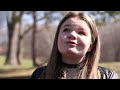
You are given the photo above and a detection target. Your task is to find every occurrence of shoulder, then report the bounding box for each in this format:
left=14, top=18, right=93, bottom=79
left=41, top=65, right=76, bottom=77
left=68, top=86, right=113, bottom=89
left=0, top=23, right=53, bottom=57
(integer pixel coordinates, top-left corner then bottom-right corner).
left=98, top=66, right=118, bottom=79
left=31, top=66, right=46, bottom=79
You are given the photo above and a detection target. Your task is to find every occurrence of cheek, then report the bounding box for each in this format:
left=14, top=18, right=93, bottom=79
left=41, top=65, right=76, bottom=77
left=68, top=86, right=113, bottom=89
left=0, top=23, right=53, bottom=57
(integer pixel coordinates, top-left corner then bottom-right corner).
left=58, top=34, right=64, bottom=44
left=58, top=34, right=65, bottom=52
left=58, top=33, right=67, bottom=44
left=78, top=37, right=91, bottom=50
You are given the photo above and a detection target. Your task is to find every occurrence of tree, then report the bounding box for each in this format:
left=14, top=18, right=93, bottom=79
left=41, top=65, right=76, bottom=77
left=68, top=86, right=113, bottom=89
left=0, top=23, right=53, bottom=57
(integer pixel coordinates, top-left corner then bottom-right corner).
left=17, top=11, right=24, bottom=64
left=5, top=11, right=24, bottom=65
left=86, top=11, right=120, bottom=25
left=30, top=11, right=65, bottom=66
left=99, top=22, right=120, bottom=62
left=31, top=11, right=38, bottom=66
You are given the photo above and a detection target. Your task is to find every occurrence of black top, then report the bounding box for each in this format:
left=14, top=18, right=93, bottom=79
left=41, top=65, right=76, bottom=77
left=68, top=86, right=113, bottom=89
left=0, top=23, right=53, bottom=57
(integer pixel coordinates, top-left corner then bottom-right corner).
left=31, top=66, right=118, bottom=79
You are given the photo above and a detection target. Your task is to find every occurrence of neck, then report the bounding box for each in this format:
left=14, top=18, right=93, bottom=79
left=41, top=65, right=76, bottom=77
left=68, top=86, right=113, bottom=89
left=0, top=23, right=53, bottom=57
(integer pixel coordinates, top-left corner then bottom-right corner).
left=62, top=55, right=85, bottom=65
left=61, top=60, right=86, bottom=69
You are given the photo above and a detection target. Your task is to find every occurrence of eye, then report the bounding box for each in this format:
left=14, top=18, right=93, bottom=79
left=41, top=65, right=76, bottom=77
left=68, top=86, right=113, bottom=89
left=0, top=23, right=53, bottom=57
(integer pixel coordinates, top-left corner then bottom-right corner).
left=78, top=31, right=86, bottom=35
left=63, top=28, right=70, bottom=32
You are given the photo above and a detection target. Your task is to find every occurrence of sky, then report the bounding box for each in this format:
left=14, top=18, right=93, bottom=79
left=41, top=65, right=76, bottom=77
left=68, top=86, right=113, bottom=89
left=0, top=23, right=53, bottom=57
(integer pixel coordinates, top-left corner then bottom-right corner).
left=0, top=11, right=8, bottom=29
left=0, top=11, right=111, bottom=30
left=0, top=11, right=52, bottom=29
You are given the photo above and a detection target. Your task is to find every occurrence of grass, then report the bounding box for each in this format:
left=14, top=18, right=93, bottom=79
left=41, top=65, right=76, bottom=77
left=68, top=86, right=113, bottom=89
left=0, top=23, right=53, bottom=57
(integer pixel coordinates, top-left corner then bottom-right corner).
left=0, top=55, right=120, bottom=79
left=0, top=55, right=33, bottom=70
left=0, top=55, right=36, bottom=78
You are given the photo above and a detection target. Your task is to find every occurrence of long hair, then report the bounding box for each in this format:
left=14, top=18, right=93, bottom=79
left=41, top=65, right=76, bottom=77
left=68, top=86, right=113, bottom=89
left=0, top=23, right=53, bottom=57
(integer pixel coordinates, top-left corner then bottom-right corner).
left=40, top=11, right=100, bottom=79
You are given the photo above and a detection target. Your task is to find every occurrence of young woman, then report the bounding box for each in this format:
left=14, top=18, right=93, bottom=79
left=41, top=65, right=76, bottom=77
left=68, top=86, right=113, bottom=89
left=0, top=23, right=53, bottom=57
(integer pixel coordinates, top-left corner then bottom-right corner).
left=31, top=12, right=118, bottom=79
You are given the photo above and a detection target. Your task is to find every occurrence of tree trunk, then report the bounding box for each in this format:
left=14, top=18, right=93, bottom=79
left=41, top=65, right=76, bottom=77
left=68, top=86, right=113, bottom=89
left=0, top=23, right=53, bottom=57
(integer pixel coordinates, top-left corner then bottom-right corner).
left=5, top=23, right=19, bottom=65
left=32, top=11, right=38, bottom=66
left=17, top=21, right=23, bottom=64
left=5, top=11, right=21, bottom=65
left=17, top=11, right=24, bottom=65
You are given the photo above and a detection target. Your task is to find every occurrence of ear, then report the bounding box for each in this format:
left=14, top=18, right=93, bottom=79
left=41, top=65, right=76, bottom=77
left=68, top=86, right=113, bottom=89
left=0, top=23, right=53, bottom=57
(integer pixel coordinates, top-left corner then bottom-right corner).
left=88, top=42, right=93, bottom=52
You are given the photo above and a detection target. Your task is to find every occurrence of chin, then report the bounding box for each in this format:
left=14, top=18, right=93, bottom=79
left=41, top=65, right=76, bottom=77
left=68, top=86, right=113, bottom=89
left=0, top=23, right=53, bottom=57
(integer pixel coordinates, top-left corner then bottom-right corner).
left=66, top=50, right=79, bottom=56
left=67, top=48, right=79, bottom=53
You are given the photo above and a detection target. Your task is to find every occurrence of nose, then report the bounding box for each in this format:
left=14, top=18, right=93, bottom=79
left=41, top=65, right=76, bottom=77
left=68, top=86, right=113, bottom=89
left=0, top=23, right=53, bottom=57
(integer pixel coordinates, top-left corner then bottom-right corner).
left=67, top=31, right=77, bottom=40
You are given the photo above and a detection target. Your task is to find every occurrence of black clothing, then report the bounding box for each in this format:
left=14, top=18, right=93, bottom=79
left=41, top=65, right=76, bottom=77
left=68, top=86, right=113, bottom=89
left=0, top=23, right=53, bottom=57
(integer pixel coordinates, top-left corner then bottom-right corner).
left=31, top=66, right=118, bottom=79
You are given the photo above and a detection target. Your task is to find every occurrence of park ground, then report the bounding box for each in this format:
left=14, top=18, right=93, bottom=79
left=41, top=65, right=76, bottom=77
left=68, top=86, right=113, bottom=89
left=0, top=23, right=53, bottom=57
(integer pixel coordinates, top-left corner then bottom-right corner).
left=0, top=56, right=120, bottom=79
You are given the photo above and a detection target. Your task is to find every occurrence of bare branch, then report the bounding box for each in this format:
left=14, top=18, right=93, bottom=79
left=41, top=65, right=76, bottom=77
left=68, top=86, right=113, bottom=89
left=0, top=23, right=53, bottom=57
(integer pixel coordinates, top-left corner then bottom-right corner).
left=22, top=25, right=33, bottom=37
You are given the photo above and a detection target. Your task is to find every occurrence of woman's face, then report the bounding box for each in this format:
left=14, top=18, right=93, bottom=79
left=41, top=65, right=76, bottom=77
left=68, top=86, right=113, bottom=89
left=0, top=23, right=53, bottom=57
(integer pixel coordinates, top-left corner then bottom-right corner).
left=58, top=17, right=92, bottom=64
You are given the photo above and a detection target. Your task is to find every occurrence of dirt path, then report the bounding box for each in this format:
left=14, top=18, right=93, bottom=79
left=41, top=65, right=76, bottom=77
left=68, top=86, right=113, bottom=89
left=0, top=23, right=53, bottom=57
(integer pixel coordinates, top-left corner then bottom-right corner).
left=0, top=76, right=31, bottom=79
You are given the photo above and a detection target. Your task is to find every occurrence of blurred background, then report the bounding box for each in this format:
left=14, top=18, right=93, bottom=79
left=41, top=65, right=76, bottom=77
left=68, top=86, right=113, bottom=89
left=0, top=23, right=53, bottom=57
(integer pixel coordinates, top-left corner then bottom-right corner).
left=0, top=11, right=120, bottom=79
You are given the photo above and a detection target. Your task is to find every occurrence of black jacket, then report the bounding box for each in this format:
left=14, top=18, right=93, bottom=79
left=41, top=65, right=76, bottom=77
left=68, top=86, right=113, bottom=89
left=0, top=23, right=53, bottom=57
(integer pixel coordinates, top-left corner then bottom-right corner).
left=31, top=66, right=118, bottom=79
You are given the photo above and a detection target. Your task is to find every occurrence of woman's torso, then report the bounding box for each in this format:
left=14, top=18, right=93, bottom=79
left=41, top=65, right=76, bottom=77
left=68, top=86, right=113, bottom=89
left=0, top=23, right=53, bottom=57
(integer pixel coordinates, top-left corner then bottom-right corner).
left=31, top=66, right=118, bottom=79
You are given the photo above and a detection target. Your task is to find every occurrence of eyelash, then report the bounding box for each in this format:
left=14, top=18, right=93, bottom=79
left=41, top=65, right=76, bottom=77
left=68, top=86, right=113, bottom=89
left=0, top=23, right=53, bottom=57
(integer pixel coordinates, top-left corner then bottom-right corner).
left=78, top=31, right=85, bottom=35
left=63, top=28, right=86, bottom=36
left=63, top=28, right=70, bottom=32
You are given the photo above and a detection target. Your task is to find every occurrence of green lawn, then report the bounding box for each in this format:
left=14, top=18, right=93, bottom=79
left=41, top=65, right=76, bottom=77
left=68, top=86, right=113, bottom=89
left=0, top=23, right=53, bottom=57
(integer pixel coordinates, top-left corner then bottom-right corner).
left=0, top=55, right=49, bottom=78
left=0, top=55, right=120, bottom=78
left=0, top=55, right=35, bottom=78
left=0, top=55, right=33, bottom=70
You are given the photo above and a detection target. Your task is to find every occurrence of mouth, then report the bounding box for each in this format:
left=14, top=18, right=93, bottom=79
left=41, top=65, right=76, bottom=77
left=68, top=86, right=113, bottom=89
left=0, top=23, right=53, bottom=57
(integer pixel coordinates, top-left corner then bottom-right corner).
left=67, top=41, right=77, bottom=46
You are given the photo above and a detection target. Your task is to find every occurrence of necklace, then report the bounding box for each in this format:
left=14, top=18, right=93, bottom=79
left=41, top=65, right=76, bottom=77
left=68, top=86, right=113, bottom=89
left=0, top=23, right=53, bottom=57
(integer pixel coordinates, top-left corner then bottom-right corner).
left=56, top=61, right=86, bottom=79
left=62, top=61, right=85, bottom=69
left=62, top=62, right=80, bottom=68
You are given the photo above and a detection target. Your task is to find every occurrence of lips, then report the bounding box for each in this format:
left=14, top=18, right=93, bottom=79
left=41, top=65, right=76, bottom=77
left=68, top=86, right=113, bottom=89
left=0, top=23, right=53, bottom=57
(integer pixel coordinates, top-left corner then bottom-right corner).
left=67, top=41, right=77, bottom=46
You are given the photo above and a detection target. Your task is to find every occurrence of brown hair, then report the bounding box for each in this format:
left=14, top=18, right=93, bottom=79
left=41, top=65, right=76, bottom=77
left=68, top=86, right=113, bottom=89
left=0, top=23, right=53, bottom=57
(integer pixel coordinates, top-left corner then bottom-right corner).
left=40, top=11, right=100, bottom=79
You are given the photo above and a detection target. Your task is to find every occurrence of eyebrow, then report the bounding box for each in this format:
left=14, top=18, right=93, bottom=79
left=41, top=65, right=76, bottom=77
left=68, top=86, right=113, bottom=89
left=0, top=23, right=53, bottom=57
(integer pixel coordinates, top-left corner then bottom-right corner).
left=63, top=24, right=85, bottom=31
left=63, top=24, right=71, bottom=28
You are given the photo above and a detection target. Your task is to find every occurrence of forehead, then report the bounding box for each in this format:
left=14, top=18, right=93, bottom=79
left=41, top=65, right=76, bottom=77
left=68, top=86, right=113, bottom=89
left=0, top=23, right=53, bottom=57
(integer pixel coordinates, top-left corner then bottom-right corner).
left=61, top=17, right=90, bottom=29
